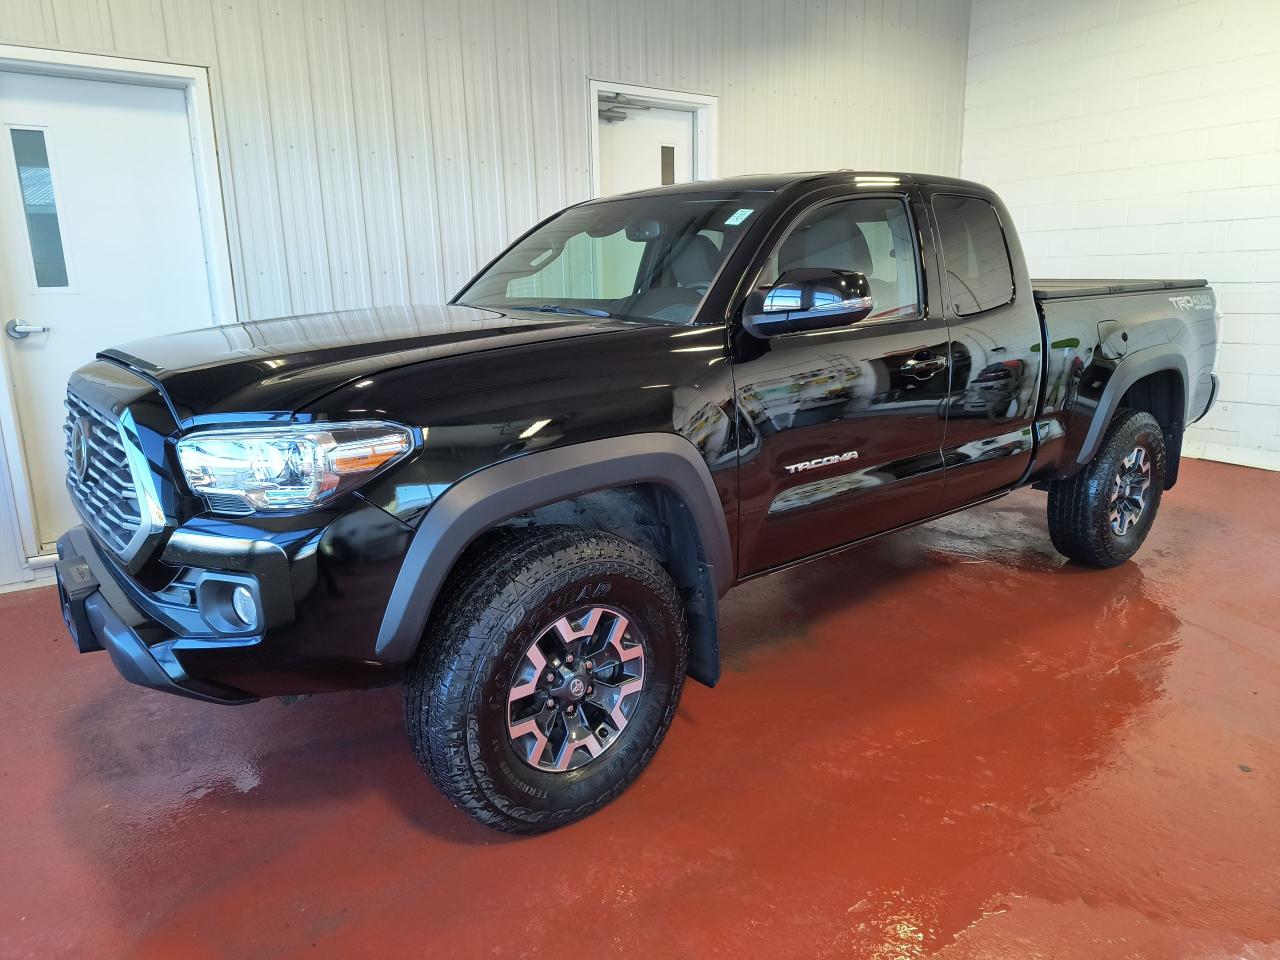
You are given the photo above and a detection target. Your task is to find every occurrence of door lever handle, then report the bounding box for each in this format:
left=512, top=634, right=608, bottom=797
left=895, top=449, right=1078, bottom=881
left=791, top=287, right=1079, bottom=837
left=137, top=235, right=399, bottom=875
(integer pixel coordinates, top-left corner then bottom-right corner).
left=899, top=353, right=947, bottom=379
left=6, top=319, right=50, bottom=340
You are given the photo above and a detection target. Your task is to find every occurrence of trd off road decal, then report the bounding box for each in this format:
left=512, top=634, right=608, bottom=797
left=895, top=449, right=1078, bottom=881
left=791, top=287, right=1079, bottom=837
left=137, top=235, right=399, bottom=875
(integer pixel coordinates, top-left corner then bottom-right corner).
left=1168, top=293, right=1213, bottom=311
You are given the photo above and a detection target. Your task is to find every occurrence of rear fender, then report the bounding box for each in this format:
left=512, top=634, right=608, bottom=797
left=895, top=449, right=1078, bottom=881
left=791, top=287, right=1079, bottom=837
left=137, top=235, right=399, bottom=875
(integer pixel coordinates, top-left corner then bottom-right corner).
left=1076, top=345, right=1189, bottom=466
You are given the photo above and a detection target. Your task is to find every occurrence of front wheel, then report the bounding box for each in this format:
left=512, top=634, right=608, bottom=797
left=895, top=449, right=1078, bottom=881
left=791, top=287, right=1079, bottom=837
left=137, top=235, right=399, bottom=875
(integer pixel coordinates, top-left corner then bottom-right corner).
left=403, top=526, right=688, bottom=833
left=1047, top=408, right=1166, bottom=568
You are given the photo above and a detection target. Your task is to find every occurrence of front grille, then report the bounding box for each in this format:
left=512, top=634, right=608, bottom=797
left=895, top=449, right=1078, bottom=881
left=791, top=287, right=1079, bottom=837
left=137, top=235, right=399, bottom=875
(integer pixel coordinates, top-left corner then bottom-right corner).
left=63, top=390, right=143, bottom=556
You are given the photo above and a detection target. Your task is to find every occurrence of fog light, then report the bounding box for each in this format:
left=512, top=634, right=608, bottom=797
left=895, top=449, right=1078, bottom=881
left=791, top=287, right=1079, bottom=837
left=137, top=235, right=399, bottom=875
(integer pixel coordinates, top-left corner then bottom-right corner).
left=231, top=585, right=256, bottom=627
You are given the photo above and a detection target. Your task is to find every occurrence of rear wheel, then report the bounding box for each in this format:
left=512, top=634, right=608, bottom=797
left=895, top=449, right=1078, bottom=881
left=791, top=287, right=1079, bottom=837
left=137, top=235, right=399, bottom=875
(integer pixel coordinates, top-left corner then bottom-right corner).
left=403, top=526, right=688, bottom=833
left=1047, top=408, right=1166, bottom=568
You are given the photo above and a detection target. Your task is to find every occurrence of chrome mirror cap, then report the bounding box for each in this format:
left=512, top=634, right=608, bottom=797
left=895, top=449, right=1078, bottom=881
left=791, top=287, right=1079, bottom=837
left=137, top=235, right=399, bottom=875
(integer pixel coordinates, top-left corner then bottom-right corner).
left=745, top=268, right=874, bottom=336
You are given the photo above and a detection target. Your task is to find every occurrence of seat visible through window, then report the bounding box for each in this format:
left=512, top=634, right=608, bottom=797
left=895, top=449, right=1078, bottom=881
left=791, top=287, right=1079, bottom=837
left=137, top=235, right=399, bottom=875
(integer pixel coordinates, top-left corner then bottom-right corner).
left=763, top=197, right=919, bottom=321
left=662, top=234, right=721, bottom=290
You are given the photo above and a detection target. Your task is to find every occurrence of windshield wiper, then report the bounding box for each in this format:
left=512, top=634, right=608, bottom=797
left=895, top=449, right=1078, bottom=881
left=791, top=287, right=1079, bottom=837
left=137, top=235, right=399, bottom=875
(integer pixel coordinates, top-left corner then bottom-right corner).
left=506, top=304, right=612, bottom=318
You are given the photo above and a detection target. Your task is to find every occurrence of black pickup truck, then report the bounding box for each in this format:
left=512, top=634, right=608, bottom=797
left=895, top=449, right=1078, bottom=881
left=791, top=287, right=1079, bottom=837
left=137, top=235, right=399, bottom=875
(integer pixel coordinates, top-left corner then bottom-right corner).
left=56, top=172, right=1218, bottom=832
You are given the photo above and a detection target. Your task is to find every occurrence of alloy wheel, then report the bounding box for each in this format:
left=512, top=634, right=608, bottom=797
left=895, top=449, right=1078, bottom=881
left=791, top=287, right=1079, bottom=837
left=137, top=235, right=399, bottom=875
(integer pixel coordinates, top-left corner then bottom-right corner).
left=507, top=606, right=645, bottom=772
left=1109, top=445, right=1151, bottom=536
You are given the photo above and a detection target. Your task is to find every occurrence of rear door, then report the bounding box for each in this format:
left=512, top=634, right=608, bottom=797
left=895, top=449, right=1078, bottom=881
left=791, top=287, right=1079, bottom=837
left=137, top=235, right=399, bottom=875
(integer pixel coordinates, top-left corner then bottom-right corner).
left=731, top=186, right=951, bottom=575
left=919, top=186, right=1042, bottom=509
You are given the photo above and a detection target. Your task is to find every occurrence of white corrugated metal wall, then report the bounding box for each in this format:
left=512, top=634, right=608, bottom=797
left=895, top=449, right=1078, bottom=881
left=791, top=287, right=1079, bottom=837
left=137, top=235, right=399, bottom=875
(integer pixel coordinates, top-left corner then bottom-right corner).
left=2, top=0, right=972, bottom=324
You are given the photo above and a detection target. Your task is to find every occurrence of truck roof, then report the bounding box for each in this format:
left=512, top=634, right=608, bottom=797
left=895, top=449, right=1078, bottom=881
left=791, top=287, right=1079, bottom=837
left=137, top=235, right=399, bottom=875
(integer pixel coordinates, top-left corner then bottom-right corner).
left=592, top=170, right=994, bottom=200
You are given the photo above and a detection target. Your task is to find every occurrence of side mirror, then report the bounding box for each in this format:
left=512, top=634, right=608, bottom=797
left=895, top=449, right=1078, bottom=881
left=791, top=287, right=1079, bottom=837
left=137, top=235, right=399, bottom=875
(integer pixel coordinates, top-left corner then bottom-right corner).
left=743, top=268, right=874, bottom=337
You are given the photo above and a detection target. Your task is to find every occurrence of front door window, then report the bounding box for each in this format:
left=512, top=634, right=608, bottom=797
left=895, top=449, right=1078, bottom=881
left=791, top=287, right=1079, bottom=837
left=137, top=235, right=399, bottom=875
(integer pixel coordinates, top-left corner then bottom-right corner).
left=758, top=197, right=921, bottom=322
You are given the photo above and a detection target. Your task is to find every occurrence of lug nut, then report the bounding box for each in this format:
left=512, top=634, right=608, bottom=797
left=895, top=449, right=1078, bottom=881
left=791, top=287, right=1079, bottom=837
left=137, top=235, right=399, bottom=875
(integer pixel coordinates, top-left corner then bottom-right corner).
left=566, top=704, right=576, bottom=715
left=566, top=654, right=575, bottom=664
left=586, top=685, right=594, bottom=695
left=584, top=661, right=594, bottom=671
left=545, top=672, right=556, bottom=683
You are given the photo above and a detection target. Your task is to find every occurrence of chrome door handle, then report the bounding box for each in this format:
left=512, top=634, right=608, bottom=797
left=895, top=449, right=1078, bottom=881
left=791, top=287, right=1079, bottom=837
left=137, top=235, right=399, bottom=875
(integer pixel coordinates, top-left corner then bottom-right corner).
left=900, top=352, right=947, bottom=379
left=6, top=319, right=50, bottom=339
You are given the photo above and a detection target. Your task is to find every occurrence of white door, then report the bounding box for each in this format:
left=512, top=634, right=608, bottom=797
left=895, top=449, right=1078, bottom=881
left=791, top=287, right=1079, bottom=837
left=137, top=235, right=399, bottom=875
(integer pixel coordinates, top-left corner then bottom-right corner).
left=597, top=105, right=695, bottom=197
left=0, top=70, right=215, bottom=556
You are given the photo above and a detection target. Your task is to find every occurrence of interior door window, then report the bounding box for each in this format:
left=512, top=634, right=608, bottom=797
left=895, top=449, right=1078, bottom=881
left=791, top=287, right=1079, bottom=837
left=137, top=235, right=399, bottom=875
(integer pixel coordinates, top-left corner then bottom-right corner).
left=9, top=128, right=69, bottom=288
left=759, top=197, right=920, bottom=321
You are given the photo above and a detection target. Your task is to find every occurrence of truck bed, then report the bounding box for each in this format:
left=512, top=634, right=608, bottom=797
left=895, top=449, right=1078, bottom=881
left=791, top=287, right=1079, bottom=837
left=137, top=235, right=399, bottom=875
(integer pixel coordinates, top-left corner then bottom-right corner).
left=1032, top=278, right=1207, bottom=300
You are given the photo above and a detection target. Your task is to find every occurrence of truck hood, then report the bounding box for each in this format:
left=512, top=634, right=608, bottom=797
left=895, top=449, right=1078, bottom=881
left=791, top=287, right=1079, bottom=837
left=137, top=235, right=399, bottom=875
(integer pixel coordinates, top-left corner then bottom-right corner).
left=103, top=304, right=635, bottom=423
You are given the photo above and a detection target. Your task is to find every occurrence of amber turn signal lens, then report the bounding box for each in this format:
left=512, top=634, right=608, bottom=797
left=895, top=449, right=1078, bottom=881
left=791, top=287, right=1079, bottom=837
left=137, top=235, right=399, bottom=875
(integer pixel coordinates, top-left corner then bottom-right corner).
left=329, top=434, right=412, bottom=475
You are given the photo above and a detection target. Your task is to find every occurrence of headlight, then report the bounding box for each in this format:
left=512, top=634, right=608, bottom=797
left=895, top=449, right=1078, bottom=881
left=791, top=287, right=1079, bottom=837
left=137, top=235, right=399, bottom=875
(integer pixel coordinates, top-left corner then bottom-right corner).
left=176, top=421, right=414, bottom=514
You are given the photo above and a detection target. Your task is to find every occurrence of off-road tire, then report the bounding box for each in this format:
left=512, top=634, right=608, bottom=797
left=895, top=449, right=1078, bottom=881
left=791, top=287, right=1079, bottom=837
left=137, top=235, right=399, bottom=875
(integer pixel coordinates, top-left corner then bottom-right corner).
left=1047, top=408, right=1166, bottom=568
left=403, top=525, right=688, bottom=833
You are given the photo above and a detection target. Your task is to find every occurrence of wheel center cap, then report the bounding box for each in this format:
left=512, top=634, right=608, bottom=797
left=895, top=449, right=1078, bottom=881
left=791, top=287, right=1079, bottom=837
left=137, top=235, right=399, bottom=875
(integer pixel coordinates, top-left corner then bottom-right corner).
left=567, top=677, right=586, bottom=699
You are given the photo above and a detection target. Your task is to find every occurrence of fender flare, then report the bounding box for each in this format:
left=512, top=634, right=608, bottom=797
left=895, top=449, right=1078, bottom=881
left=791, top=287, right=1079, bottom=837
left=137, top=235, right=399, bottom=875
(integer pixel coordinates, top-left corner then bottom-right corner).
left=374, top=433, right=735, bottom=664
left=1076, top=344, right=1189, bottom=465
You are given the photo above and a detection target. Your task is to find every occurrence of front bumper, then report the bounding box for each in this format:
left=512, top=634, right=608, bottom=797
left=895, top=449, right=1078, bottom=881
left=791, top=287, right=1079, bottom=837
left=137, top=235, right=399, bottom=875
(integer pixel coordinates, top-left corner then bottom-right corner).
left=56, top=526, right=257, bottom=704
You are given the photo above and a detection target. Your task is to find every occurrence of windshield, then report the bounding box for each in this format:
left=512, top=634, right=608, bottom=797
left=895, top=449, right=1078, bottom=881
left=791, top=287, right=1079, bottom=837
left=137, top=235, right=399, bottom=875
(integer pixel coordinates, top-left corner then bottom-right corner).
left=457, top=192, right=768, bottom=326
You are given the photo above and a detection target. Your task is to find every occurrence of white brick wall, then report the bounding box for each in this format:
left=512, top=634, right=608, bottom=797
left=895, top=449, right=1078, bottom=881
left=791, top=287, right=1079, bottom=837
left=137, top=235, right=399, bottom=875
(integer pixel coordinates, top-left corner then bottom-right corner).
left=962, top=0, right=1280, bottom=470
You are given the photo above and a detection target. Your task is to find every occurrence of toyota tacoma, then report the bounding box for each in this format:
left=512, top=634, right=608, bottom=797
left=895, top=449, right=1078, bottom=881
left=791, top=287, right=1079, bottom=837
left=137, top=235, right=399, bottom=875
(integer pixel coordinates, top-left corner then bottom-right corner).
left=55, top=172, right=1219, bottom=832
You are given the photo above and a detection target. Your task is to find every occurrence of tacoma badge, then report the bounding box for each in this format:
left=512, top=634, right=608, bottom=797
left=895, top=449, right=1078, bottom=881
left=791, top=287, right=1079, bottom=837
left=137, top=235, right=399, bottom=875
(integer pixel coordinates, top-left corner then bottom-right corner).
left=785, top=451, right=859, bottom=474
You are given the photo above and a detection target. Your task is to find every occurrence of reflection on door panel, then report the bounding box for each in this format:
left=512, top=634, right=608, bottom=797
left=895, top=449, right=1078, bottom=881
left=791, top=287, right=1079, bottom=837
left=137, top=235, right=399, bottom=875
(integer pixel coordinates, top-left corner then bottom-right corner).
left=931, top=193, right=1040, bottom=508
left=939, top=328, right=1039, bottom=499
left=735, top=325, right=951, bottom=572
left=733, top=192, right=949, bottom=575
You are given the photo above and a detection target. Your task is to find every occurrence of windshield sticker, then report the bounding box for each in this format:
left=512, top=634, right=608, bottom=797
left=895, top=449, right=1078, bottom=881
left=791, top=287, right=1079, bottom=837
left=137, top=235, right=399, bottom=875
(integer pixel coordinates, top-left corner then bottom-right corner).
left=724, top=208, right=754, bottom=226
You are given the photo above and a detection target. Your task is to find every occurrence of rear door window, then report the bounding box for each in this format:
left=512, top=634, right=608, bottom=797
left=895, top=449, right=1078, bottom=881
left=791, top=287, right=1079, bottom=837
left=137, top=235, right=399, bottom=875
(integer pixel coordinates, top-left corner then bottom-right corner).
left=932, top=195, right=1015, bottom=315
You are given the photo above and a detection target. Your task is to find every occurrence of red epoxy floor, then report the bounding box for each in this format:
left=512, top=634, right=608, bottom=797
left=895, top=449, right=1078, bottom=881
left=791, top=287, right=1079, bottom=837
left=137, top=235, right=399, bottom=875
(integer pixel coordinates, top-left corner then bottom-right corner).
left=2, top=459, right=1278, bottom=959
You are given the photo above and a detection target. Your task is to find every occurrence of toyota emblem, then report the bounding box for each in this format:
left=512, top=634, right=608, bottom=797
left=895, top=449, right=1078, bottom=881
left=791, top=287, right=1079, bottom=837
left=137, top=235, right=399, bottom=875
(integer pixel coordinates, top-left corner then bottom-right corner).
left=70, top=417, right=90, bottom=481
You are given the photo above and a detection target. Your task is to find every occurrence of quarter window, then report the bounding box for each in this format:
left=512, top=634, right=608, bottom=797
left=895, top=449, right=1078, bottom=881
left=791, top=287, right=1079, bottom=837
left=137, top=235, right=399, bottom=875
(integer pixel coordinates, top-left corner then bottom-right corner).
left=932, top=195, right=1014, bottom=315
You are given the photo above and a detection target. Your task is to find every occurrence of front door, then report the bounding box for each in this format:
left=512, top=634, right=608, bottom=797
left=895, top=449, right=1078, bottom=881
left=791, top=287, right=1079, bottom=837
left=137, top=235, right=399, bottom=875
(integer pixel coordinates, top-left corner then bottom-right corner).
left=0, top=70, right=216, bottom=555
left=733, top=191, right=951, bottom=575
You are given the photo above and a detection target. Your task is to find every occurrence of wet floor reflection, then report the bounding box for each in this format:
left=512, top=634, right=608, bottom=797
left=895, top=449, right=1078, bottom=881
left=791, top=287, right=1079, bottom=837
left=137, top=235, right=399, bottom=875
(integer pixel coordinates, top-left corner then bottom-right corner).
left=5, top=465, right=1278, bottom=958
